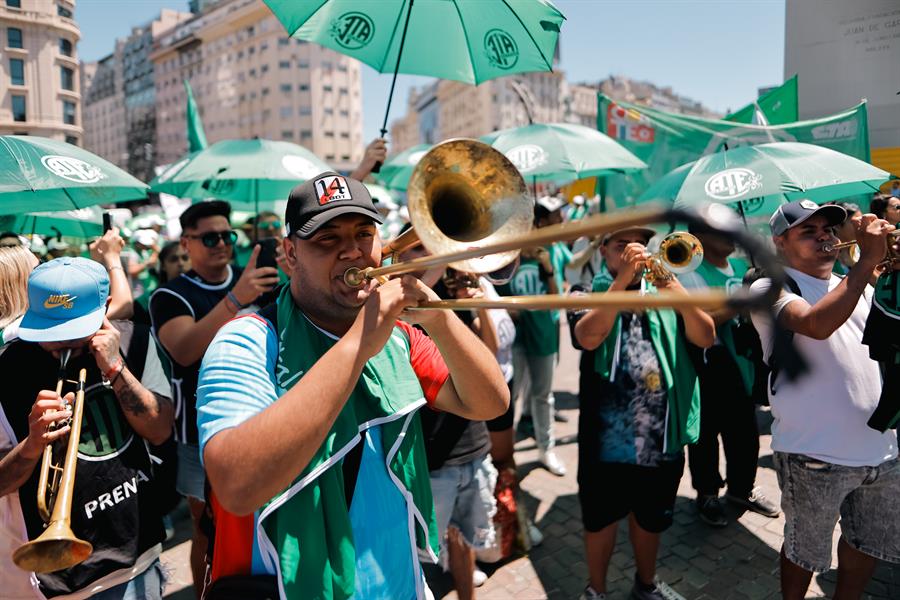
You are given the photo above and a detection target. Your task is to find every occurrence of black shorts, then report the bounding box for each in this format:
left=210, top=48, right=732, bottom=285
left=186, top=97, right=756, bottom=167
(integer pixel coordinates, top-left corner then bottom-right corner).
left=577, top=456, right=684, bottom=533
left=486, top=379, right=515, bottom=432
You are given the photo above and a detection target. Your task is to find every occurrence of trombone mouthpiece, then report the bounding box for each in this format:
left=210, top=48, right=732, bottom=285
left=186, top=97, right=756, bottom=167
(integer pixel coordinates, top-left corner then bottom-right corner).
left=343, top=267, right=367, bottom=287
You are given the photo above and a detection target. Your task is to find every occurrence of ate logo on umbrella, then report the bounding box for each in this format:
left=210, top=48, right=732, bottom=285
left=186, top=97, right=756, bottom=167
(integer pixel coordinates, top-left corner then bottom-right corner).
left=41, top=155, right=106, bottom=184
left=330, top=12, right=375, bottom=49
left=704, top=168, right=763, bottom=200
left=484, top=29, right=519, bottom=69
left=506, top=144, right=548, bottom=173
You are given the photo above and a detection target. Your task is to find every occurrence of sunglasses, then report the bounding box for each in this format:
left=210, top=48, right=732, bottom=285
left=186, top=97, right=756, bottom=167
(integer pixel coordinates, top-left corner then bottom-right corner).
left=184, top=230, right=238, bottom=248
left=258, top=220, right=283, bottom=230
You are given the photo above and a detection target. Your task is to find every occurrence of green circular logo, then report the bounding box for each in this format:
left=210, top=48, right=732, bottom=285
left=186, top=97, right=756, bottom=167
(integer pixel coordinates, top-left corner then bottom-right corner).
left=330, top=12, right=375, bottom=50
left=77, top=385, right=134, bottom=459
left=739, top=197, right=766, bottom=214
left=484, top=29, right=519, bottom=69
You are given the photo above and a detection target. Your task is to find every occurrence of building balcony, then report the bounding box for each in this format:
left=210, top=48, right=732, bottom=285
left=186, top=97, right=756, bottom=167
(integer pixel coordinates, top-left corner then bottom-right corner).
left=0, top=6, right=81, bottom=39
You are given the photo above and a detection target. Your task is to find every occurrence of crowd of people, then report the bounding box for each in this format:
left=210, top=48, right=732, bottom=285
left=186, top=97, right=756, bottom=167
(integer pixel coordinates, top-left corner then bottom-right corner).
left=0, top=137, right=898, bottom=600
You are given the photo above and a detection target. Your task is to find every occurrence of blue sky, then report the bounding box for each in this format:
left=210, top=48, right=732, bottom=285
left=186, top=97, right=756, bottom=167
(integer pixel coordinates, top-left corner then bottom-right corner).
left=76, top=0, right=786, bottom=142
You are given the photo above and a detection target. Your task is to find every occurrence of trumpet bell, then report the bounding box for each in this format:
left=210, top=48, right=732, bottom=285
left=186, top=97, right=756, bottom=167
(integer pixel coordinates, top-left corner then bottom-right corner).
left=656, top=232, right=704, bottom=274
left=12, top=520, right=92, bottom=573
left=406, top=139, right=532, bottom=274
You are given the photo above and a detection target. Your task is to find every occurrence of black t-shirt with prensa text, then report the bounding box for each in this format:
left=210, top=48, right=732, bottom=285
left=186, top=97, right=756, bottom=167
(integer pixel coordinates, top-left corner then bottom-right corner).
left=149, top=267, right=242, bottom=445
left=0, top=324, right=167, bottom=597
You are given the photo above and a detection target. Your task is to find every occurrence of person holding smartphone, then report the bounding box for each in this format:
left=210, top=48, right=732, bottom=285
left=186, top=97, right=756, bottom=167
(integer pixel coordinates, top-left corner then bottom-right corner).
left=148, top=200, right=279, bottom=597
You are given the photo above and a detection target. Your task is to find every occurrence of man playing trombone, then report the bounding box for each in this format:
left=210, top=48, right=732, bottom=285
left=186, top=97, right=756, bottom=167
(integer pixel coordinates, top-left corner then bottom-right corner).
left=196, top=172, right=508, bottom=600
left=0, top=257, right=174, bottom=598
left=572, top=226, right=715, bottom=600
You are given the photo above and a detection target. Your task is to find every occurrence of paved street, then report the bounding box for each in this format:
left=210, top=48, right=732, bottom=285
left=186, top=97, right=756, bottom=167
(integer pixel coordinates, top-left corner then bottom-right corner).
left=161, top=324, right=900, bottom=599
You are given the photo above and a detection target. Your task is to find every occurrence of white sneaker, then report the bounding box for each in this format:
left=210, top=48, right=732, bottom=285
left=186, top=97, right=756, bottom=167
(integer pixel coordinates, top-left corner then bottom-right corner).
left=473, top=568, right=487, bottom=587
left=538, top=449, right=567, bottom=476
left=580, top=584, right=607, bottom=599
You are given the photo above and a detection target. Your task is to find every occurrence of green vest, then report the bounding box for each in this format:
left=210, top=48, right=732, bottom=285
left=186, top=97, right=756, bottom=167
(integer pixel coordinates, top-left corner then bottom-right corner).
left=257, top=288, right=438, bottom=600
left=693, top=258, right=754, bottom=396
left=590, top=275, right=700, bottom=451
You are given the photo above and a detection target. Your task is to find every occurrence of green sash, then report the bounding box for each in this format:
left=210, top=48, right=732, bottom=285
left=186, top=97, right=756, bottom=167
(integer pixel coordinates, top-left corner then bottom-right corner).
left=257, top=288, right=438, bottom=600
left=590, top=275, right=700, bottom=451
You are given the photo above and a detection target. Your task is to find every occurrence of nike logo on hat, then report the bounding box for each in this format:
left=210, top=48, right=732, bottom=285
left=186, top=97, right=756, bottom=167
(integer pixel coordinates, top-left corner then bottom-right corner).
left=43, top=294, right=77, bottom=309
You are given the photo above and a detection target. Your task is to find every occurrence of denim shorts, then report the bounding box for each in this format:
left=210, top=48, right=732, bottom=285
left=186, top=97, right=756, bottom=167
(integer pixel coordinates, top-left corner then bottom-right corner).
left=91, top=559, right=166, bottom=600
left=176, top=442, right=206, bottom=501
left=430, top=455, right=497, bottom=563
left=774, top=452, right=900, bottom=573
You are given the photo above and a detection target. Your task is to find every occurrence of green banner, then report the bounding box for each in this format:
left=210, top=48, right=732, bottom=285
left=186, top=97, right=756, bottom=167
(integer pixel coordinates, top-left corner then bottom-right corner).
left=184, top=80, right=208, bottom=153
left=726, top=75, right=799, bottom=125
left=597, top=94, right=870, bottom=208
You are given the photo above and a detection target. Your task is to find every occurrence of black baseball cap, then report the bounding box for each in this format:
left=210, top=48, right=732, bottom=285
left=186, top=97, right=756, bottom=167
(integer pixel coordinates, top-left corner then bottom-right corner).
left=285, top=172, right=383, bottom=239
left=769, top=199, right=846, bottom=236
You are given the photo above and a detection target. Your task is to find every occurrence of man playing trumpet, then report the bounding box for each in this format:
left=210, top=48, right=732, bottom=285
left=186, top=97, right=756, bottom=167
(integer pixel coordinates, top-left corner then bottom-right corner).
left=0, top=257, right=174, bottom=598
left=196, top=173, right=508, bottom=600
left=572, top=226, right=715, bottom=600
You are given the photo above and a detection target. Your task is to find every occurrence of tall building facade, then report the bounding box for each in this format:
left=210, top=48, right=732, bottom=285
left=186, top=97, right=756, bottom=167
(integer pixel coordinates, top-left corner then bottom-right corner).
left=0, top=0, right=81, bottom=143
left=152, top=0, right=364, bottom=172
left=785, top=0, right=900, bottom=175
left=389, top=72, right=717, bottom=154
left=80, top=9, right=190, bottom=178
left=82, top=47, right=126, bottom=168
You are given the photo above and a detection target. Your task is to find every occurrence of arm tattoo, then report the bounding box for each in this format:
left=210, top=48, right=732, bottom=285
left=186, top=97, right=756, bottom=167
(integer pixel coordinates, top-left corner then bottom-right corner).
left=112, top=367, right=151, bottom=416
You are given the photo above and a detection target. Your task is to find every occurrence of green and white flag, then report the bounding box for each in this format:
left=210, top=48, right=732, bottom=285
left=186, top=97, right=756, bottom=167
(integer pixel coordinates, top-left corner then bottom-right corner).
left=597, top=94, right=870, bottom=208
left=726, top=75, right=799, bottom=126
left=184, top=80, right=208, bottom=153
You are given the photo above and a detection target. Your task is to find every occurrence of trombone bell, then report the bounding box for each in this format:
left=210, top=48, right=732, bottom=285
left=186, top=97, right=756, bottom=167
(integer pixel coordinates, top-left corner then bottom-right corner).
left=646, top=232, right=704, bottom=282
left=11, top=522, right=93, bottom=573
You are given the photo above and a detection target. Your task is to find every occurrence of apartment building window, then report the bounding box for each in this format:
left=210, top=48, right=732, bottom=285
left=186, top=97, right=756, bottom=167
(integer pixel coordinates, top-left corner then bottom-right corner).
left=260, top=42, right=268, bottom=52
left=279, top=60, right=290, bottom=69
left=65, top=135, right=78, bottom=145
left=278, top=38, right=290, bottom=47
left=294, top=39, right=306, bottom=45
left=279, top=107, right=292, bottom=118
left=339, top=110, right=349, bottom=117
left=342, top=154, right=350, bottom=161
left=11, top=95, right=26, bottom=121
left=62, top=100, right=76, bottom=125
left=57, top=3, right=73, bottom=18
left=324, top=108, right=333, bottom=115
left=281, top=130, right=294, bottom=140
left=337, top=64, right=348, bottom=72
left=299, top=107, right=311, bottom=116
left=9, top=58, right=24, bottom=85
left=297, top=60, right=309, bottom=68
left=340, top=132, right=349, bottom=139
left=322, top=61, right=332, bottom=70
left=323, top=85, right=333, bottom=92
left=261, top=87, right=270, bottom=96
left=261, top=64, right=269, bottom=73
left=325, top=154, right=335, bottom=160
left=59, top=38, right=73, bottom=56
left=60, top=66, right=74, bottom=91
left=280, top=83, right=291, bottom=93
left=7, top=28, right=23, bottom=49
left=297, top=84, right=309, bottom=91
left=324, top=131, right=334, bottom=138
left=6, top=0, right=22, bottom=8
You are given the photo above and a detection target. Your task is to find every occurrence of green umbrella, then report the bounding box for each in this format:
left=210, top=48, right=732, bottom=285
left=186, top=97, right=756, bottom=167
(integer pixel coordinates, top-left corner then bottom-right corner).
left=148, top=139, right=332, bottom=210
left=480, top=123, right=647, bottom=183
left=375, top=143, right=431, bottom=191
left=365, top=182, right=399, bottom=208
left=263, top=0, right=564, bottom=137
left=0, top=135, right=148, bottom=214
left=0, top=206, right=104, bottom=238
left=638, top=142, right=892, bottom=224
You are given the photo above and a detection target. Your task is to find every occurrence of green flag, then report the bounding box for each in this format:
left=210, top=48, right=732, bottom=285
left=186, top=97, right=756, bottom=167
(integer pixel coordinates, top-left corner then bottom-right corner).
left=597, top=94, right=870, bottom=208
left=184, top=80, right=208, bottom=153
left=726, top=75, right=799, bottom=125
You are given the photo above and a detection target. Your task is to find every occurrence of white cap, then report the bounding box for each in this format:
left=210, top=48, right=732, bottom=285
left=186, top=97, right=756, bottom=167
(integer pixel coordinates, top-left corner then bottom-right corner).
left=133, top=229, right=159, bottom=247
left=536, top=195, right=567, bottom=214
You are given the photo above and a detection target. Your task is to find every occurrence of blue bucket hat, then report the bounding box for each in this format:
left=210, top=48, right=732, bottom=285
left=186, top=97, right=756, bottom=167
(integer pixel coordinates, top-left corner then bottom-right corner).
left=19, top=257, right=110, bottom=343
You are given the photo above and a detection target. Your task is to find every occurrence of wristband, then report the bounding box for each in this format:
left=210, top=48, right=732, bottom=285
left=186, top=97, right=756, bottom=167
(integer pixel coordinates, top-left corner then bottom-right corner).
left=226, top=291, right=246, bottom=312
left=223, top=293, right=239, bottom=314
left=107, top=264, right=124, bottom=272
left=102, top=357, right=123, bottom=387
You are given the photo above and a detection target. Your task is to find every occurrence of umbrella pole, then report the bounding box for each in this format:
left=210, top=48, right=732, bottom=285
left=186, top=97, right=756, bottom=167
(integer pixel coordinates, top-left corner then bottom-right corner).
left=253, top=179, right=259, bottom=244
left=374, top=0, right=415, bottom=173
left=737, top=200, right=757, bottom=267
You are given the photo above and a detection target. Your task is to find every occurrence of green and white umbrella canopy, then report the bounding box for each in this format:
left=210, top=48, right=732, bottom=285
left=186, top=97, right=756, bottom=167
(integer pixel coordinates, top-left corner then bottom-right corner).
left=375, top=144, right=431, bottom=191
left=0, top=136, right=148, bottom=214
left=638, top=142, right=892, bottom=221
left=263, top=0, right=564, bottom=85
left=148, top=139, right=333, bottom=210
left=0, top=206, right=105, bottom=238
left=480, top=123, right=647, bottom=182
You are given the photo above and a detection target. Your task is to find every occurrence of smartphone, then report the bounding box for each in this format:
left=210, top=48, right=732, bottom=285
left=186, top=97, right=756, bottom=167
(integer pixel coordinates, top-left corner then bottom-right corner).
left=255, top=238, right=279, bottom=270
left=102, top=212, right=112, bottom=233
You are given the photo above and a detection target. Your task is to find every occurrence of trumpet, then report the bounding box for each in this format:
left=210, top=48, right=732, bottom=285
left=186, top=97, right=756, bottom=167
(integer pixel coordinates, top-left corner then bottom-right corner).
left=644, top=232, right=704, bottom=283
left=822, top=231, right=900, bottom=271
left=13, top=349, right=93, bottom=573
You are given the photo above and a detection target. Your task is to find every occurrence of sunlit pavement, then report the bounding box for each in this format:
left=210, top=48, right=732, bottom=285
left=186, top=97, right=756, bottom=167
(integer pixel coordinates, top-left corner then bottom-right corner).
left=161, top=323, right=900, bottom=599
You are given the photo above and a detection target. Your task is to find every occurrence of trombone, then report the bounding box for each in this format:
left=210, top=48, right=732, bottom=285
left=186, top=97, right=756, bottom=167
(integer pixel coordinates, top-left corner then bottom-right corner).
left=13, top=349, right=93, bottom=573
left=347, top=138, right=783, bottom=313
